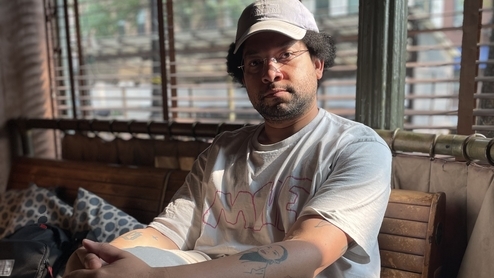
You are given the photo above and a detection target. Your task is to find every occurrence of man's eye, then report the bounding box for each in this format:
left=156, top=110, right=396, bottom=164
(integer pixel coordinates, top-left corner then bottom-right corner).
left=278, top=52, right=293, bottom=62
left=248, top=59, right=263, bottom=67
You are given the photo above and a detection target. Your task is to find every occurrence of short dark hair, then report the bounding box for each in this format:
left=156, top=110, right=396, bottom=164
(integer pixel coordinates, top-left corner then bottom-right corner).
left=226, top=30, right=336, bottom=86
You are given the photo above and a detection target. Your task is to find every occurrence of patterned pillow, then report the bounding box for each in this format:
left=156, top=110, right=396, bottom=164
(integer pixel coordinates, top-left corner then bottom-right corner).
left=0, top=184, right=73, bottom=239
left=70, top=188, right=146, bottom=243
left=0, top=189, right=24, bottom=239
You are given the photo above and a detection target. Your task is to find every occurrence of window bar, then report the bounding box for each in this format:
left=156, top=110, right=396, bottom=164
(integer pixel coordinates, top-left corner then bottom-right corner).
left=43, top=0, right=61, bottom=158
left=63, top=0, right=77, bottom=118
left=43, top=0, right=56, bottom=118
left=73, top=0, right=89, bottom=117
left=457, top=0, right=483, bottom=135
left=157, top=0, right=169, bottom=121
left=166, top=0, right=178, bottom=120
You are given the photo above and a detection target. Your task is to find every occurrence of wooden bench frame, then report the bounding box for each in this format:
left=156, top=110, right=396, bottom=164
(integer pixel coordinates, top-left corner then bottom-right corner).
left=7, top=157, right=445, bottom=277
left=380, top=189, right=445, bottom=278
left=7, top=157, right=187, bottom=224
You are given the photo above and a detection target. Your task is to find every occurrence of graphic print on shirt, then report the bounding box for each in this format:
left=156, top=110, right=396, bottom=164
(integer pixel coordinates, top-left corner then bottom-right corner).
left=202, top=175, right=312, bottom=232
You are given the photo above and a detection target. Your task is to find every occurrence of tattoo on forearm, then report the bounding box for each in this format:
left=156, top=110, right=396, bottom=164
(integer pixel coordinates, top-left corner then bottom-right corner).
left=240, top=245, right=288, bottom=277
left=121, top=231, right=143, bottom=241
left=314, top=221, right=331, bottom=228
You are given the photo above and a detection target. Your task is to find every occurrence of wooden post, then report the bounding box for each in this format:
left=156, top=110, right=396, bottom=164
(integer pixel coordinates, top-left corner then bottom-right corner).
left=355, top=0, right=407, bottom=130
left=457, top=0, right=482, bottom=135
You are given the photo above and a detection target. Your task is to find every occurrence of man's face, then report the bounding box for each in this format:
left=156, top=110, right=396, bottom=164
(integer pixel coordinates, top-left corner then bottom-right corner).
left=257, top=245, right=285, bottom=262
left=241, top=32, right=324, bottom=123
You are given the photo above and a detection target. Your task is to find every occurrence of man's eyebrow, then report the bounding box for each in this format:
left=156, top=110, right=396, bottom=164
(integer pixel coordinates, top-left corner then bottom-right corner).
left=243, top=40, right=300, bottom=57
left=242, top=49, right=261, bottom=57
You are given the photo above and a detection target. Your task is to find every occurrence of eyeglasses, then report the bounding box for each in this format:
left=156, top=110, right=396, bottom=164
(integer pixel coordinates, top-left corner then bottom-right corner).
left=238, top=50, right=309, bottom=75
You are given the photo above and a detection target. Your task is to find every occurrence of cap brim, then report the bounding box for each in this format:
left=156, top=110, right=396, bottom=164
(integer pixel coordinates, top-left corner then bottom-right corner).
left=234, top=20, right=307, bottom=54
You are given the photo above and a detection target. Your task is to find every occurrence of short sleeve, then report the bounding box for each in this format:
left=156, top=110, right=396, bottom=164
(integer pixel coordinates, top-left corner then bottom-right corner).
left=301, top=137, right=392, bottom=262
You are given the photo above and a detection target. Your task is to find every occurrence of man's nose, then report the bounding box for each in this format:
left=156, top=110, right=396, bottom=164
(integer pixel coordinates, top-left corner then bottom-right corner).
left=262, top=59, right=283, bottom=83
left=264, top=57, right=280, bottom=71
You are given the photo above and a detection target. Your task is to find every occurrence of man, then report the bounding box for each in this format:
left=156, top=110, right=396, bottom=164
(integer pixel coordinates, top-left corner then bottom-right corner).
left=64, top=0, right=392, bottom=277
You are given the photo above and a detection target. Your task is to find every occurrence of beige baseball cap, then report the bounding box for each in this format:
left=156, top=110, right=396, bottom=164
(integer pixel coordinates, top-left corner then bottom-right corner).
left=234, top=0, right=319, bottom=54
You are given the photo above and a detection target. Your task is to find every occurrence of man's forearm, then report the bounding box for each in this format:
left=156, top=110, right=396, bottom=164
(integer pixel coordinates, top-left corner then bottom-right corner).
left=110, top=227, right=179, bottom=250
left=153, top=239, right=333, bottom=278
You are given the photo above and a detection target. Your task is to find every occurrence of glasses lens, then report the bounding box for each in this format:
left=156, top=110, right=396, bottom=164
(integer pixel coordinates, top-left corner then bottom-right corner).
left=241, top=50, right=308, bottom=75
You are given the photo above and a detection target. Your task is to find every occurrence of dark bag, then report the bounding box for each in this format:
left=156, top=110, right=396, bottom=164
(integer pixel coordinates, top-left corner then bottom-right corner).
left=0, top=223, right=76, bottom=278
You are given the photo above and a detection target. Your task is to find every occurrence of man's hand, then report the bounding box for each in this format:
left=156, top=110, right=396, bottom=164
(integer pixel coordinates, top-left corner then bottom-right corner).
left=64, top=244, right=103, bottom=275
left=64, top=239, right=161, bottom=278
left=63, top=228, right=177, bottom=277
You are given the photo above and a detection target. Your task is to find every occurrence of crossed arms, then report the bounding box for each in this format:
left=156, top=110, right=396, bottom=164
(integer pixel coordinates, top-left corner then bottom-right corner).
left=64, top=214, right=351, bottom=278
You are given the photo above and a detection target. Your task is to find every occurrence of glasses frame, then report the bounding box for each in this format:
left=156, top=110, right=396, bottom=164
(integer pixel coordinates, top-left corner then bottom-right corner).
left=238, top=49, right=309, bottom=75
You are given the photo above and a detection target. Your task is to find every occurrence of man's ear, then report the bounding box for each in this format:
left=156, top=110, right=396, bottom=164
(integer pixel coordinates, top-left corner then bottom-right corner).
left=314, top=58, right=324, bottom=79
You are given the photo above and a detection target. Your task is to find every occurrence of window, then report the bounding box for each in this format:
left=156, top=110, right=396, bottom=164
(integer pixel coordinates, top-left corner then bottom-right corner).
left=348, top=0, right=359, bottom=14
left=44, top=0, right=492, bottom=135
left=472, top=1, right=494, bottom=137
left=453, top=0, right=464, bottom=27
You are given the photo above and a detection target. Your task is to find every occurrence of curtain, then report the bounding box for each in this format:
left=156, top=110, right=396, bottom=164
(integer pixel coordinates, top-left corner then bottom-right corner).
left=393, top=154, right=494, bottom=278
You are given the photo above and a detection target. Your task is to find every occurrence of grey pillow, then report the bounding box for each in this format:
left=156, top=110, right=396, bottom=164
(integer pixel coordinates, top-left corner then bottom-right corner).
left=0, top=184, right=73, bottom=239
left=0, top=188, right=24, bottom=239
left=70, top=188, right=146, bottom=242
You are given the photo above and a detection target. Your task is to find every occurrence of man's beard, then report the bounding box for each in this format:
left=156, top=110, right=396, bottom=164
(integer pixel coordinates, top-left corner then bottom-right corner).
left=253, top=86, right=315, bottom=123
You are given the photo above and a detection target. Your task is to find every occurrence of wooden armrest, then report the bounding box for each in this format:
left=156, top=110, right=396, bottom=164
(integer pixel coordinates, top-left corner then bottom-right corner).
left=379, top=189, right=445, bottom=278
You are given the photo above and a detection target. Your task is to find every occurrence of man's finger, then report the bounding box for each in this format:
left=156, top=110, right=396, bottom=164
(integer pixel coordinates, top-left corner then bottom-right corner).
left=84, top=252, right=104, bottom=269
left=82, top=239, right=126, bottom=264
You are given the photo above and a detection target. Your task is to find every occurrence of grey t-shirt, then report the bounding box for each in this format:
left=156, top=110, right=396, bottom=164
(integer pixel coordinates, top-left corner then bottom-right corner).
left=150, top=109, right=392, bottom=277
